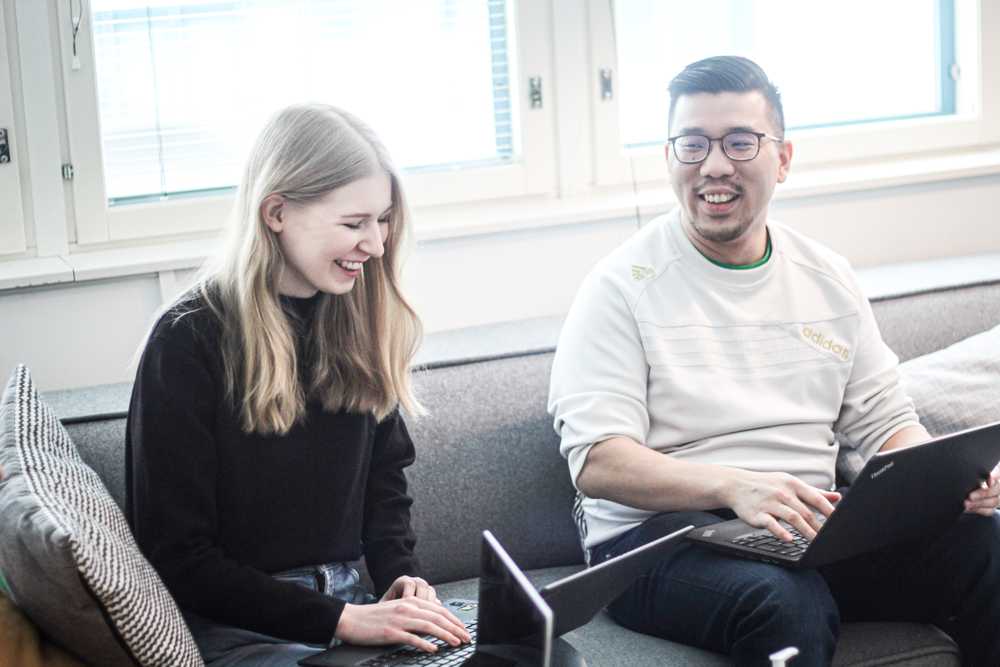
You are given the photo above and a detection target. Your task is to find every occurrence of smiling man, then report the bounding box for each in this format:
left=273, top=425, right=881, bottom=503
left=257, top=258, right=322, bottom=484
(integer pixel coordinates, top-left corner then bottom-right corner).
left=548, top=56, right=1000, bottom=665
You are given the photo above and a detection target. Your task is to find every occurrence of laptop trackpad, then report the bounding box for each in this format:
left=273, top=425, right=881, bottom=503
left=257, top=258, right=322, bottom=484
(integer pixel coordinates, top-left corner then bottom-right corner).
left=297, top=644, right=402, bottom=666
left=462, top=653, right=518, bottom=666
left=468, top=644, right=541, bottom=666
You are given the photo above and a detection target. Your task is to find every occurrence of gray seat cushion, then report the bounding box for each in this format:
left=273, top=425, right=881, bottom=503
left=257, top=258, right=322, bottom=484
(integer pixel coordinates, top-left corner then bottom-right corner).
left=434, top=567, right=960, bottom=667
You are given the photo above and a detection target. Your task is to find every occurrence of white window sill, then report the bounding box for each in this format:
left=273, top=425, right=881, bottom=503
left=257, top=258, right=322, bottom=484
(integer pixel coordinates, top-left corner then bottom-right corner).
left=3, top=145, right=1000, bottom=292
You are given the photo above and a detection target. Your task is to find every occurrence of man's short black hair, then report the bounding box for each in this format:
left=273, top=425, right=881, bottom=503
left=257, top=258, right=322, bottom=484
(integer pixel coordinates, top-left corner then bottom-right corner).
left=667, top=56, right=784, bottom=136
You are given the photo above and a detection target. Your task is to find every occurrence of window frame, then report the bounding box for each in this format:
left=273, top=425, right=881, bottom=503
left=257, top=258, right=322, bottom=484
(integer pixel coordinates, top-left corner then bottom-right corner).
left=58, top=0, right=559, bottom=245
left=0, top=0, right=27, bottom=257
left=588, top=0, right=1000, bottom=188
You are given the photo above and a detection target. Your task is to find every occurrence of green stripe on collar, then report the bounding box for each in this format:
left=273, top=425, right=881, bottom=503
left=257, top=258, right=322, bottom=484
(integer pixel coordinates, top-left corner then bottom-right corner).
left=703, top=234, right=772, bottom=270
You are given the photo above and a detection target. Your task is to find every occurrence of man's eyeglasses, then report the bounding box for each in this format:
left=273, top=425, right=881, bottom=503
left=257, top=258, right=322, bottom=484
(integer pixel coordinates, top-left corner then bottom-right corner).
left=667, top=131, right=783, bottom=164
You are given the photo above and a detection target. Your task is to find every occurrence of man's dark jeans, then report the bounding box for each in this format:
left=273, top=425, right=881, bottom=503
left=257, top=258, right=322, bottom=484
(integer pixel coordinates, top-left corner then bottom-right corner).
left=590, top=509, right=1000, bottom=666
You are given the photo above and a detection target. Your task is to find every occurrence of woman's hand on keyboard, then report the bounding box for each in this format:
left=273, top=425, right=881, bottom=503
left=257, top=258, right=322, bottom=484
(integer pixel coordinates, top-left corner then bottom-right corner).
left=335, top=598, right=472, bottom=653
left=381, top=575, right=439, bottom=603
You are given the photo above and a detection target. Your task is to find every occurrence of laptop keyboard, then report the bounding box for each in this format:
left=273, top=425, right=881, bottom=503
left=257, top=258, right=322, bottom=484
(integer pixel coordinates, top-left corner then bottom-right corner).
left=357, top=621, right=478, bottom=666
left=732, top=527, right=811, bottom=559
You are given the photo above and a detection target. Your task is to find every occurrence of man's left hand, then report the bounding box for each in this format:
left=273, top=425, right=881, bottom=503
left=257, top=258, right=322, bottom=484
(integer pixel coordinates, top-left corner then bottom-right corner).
left=381, top=575, right=439, bottom=603
left=964, top=466, right=1000, bottom=516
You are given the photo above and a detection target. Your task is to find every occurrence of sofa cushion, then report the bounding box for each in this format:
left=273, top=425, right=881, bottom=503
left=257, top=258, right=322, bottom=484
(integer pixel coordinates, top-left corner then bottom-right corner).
left=64, top=417, right=129, bottom=513
left=898, top=323, right=1000, bottom=437
left=434, top=566, right=959, bottom=666
left=872, top=283, right=1000, bottom=363
left=407, top=352, right=582, bottom=584
left=0, top=365, right=203, bottom=667
left=838, top=323, right=1000, bottom=481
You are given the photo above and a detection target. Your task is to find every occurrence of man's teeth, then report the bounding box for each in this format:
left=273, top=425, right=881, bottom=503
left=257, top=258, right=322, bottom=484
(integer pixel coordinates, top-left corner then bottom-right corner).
left=702, top=193, right=736, bottom=204
left=336, top=260, right=362, bottom=271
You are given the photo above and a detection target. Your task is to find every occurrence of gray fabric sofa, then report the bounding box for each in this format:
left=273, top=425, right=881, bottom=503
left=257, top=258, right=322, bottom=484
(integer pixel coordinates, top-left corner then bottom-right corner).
left=62, top=278, right=1000, bottom=666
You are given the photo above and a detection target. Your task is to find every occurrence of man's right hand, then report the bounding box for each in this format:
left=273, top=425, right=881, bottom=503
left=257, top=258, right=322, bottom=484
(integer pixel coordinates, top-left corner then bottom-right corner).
left=335, top=598, right=472, bottom=653
left=726, top=470, right=841, bottom=542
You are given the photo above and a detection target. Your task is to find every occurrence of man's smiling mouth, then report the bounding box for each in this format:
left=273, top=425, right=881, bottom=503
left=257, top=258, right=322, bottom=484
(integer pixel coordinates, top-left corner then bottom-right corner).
left=701, top=193, right=737, bottom=204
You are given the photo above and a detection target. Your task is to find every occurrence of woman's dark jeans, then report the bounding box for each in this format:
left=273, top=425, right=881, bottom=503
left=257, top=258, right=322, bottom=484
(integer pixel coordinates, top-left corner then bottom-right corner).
left=183, top=562, right=375, bottom=667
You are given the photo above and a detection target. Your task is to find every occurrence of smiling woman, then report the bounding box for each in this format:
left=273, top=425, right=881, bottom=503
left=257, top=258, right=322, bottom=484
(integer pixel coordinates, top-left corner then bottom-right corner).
left=260, top=174, right=392, bottom=298
left=125, top=104, right=472, bottom=665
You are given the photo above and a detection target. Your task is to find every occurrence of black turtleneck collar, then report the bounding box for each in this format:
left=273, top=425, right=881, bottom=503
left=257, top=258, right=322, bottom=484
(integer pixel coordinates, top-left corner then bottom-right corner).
left=279, top=292, right=322, bottom=323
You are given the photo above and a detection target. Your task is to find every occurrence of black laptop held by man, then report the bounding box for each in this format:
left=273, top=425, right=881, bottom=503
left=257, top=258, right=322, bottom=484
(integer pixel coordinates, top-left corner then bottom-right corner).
left=687, top=420, right=1000, bottom=569
left=299, top=525, right=693, bottom=667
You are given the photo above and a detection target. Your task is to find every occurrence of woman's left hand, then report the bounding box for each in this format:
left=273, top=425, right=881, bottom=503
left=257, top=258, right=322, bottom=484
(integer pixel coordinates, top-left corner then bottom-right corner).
left=381, top=575, right=438, bottom=603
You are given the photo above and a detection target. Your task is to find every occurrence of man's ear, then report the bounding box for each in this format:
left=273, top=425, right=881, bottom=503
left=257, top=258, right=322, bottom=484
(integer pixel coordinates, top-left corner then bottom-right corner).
left=776, top=139, right=793, bottom=184
left=261, top=194, right=285, bottom=233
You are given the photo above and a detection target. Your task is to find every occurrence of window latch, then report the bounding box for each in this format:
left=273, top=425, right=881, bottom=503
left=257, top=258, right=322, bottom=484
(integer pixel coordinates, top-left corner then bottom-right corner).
left=600, top=68, right=614, bottom=100
left=529, top=77, right=543, bottom=109
left=0, top=128, right=10, bottom=164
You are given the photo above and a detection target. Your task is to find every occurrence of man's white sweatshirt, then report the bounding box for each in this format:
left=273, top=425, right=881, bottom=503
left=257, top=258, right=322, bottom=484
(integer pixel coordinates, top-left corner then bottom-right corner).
left=548, top=209, right=919, bottom=550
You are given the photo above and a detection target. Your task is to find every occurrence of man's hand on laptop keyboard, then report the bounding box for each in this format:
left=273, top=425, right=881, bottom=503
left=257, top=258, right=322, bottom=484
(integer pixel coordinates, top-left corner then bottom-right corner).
left=335, top=598, right=473, bottom=654
left=726, top=470, right=841, bottom=543
left=964, top=465, right=1000, bottom=516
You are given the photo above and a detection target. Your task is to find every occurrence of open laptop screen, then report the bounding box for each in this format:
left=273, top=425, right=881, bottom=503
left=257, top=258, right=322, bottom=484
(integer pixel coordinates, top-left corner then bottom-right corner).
left=475, top=531, right=553, bottom=666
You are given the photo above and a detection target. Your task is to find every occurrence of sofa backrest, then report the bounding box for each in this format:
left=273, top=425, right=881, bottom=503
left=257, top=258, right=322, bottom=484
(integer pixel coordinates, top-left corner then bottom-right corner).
left=871, top=282, right=1000, bottom=362
left=406, top=351, right=578, bottom=583
left=64, top=280, right=1000, bottom=584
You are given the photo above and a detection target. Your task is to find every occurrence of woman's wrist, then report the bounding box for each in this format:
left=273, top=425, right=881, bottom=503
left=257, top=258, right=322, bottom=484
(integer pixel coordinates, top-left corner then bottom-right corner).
left=333, top=603, right=356, bottom=642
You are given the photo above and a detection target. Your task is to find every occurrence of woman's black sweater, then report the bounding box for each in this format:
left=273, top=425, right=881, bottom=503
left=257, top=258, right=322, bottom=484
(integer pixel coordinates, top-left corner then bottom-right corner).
left=125, top=293, right=419, bottom=644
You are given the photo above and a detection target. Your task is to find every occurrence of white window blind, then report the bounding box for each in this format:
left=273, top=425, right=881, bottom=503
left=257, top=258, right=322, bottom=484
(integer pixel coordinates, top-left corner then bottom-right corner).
left=90, top=0, right=516, bottom=204
left=613, top=0, right=955, bottom=148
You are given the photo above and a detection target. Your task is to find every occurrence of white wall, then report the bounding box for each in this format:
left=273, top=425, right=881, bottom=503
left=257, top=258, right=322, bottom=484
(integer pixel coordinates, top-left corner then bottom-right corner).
left=1, top=275, right=162, bottom=391
left=769, top=174, right=1000, bottom=266
left=3, top=171, right=1000, bottom=392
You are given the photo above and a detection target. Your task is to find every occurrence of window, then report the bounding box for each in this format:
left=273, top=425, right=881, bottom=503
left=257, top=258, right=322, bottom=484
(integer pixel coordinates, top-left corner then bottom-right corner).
left=90, top=0, right=518, bottom=203
left=12, top=0, right=1000, bottom=254
left=589, top=0, right=985, bottom=186
left=0, top=0, right=26, bottom=256
left=63, top=0, right=556, bottom=243
left=614, top=0, right=955, bottom=149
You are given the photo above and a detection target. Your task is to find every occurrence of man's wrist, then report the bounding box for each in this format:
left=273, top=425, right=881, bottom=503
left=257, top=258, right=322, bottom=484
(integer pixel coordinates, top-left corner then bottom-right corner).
left=713, top=467, right=745, bottom=510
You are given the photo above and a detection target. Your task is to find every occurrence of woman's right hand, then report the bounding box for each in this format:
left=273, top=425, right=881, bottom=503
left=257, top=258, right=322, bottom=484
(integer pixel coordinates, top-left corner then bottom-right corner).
left=334, top=598, right=472, bottom=653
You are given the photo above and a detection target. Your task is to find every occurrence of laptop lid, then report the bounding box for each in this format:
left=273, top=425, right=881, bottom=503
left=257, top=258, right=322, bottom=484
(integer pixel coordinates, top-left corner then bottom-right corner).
left=298, top=530, right=552, bottom=667
left=538, top=525, right=693, bottom=637
left=802, top=418, right=1000, bottom=567
left=687, top=419, right=1000, bottom=569
left=474, top=530, right=554, bottom=667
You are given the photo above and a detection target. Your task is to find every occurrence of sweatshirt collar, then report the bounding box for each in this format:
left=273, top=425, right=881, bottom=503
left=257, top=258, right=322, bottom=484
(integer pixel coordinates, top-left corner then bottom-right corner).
left=666, top=208, right=777, bottom=288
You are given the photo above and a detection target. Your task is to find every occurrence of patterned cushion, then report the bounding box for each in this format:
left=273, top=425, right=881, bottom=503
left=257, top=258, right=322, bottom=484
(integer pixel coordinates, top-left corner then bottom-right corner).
left=0, top=365, right=204, bottom=667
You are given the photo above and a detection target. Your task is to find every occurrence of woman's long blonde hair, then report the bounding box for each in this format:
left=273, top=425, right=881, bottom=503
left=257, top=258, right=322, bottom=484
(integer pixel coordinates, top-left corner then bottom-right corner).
left=188, top=103, right=423, bottom=434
